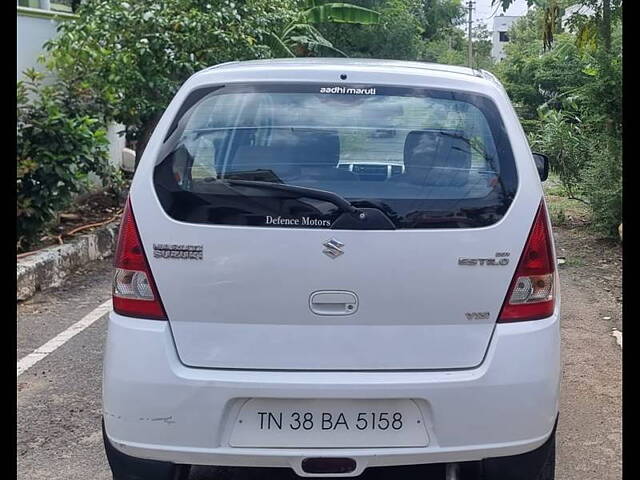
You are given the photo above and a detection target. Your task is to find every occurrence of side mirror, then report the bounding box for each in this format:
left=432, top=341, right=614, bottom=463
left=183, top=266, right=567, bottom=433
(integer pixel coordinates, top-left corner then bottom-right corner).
left=532, top=152, right=549, bottom=181
left=121, top=148, right=136, bottom=173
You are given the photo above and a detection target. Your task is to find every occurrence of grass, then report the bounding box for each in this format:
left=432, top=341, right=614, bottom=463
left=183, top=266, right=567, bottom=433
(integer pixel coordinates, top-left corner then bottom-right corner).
left=543, top=173, right=591, bottom=227
left=564, top=256, right=586, bottom=267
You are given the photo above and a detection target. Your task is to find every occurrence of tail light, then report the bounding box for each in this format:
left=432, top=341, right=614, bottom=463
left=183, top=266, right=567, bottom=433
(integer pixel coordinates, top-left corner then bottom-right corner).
left=112, top=199, right=167, bottom=320
left=498, top=201, right=556, bottom=322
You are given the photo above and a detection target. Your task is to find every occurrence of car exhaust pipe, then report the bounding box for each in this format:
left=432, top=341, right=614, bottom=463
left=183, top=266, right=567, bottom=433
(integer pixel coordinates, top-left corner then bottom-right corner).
left=301, top=457, right=357, bottom=475
left=446, top=463, right=461, bottom=480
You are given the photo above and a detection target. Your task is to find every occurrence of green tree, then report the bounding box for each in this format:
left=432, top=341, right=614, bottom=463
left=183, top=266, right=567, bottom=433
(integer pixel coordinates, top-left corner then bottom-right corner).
left=471, top=23, right=494, bottom=70
left=495, top=9, right=591, bottom=126
left=268, top=0, right=381, bottom=57
left=421, top=30, right=466, bottom=65
left=495, top=1, right=622, bottom=236
left=44, top=0, right=297, bottom=165
left=315, top=0, right=426, bottom=60
left=492, top=0, right=564, bottom=50
left=419, top=0, right=479, bottom=66
left=418, top=0, right=466, bottom=42
left=316, top=0, right=467, bottom=61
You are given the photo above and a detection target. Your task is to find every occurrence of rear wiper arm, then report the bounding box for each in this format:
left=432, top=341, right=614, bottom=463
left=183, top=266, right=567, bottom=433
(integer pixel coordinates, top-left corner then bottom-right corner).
left=208, top=178, right=364, bottom=218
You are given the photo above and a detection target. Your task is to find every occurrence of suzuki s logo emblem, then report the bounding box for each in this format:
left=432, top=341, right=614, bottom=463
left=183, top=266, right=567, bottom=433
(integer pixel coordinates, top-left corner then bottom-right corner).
left=323, top=238, right=344, bottom=259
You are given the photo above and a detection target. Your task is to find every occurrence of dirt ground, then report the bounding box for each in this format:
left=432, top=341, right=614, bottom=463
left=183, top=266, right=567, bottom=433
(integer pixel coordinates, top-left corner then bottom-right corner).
left=545, top=180, right=622, bottom=480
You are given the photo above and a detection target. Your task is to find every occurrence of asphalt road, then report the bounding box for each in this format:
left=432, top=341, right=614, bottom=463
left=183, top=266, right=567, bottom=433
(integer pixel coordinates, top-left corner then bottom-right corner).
left=17, top=228, right=621, bottom=480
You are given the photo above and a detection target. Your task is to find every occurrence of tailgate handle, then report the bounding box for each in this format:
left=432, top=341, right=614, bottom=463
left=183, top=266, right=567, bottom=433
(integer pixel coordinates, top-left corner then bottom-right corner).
left=309, top=291, right=358, bottom=316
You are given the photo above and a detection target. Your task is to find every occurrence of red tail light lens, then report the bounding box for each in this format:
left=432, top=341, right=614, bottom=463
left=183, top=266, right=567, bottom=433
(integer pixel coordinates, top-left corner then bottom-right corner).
left=498, top=202, right=556, bottom=322
left=112, top=199, right=167, bottom=320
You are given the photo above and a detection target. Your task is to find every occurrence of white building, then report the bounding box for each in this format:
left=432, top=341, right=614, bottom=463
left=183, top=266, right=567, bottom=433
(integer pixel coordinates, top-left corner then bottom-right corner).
left=17, top=1, right=75, bottom=81
left=491, top=14, right=520, bottom=62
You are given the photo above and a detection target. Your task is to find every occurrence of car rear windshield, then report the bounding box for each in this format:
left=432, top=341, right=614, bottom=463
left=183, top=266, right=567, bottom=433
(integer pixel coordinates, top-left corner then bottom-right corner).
left=153, top=83, right=517, bottom=229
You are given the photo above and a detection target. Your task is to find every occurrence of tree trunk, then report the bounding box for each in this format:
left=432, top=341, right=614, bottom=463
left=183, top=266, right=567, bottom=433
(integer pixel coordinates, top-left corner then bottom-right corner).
left=134, top=112, right=164, bottom=171
left=601, top=0, right=611, bottom=53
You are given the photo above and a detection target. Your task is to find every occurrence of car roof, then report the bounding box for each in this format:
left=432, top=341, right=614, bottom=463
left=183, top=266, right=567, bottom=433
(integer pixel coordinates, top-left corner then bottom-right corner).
left=206, top=58, right=480, bottom=77
left=200, top=58, right=500, bottom=80
left=189, top=58, right=506, bottom=99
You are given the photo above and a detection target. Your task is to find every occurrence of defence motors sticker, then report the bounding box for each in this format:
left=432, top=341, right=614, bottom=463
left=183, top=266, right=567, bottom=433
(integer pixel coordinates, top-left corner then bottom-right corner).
left=265, top=215, right=331, bottom=227
left=153, top=244, right=203, bottom=260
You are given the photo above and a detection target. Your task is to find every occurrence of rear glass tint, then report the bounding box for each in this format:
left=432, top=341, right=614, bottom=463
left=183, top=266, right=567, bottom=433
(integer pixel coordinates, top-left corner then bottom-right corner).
left=154, top=83, right=517, bottom=229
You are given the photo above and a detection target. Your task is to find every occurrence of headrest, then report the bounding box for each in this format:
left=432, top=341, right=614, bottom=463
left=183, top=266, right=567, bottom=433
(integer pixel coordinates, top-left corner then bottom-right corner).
left=403, top=130, right=472, bottom=172
left=232, top=129, right=340, bottom=171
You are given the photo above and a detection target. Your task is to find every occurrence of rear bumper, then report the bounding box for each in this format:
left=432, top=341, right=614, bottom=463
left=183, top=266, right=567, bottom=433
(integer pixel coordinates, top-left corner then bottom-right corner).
left=103, top=311, right=560, bottom=477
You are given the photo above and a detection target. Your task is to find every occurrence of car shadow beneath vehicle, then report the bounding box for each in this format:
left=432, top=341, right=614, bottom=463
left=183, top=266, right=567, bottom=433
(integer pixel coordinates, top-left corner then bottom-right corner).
left=189, top=464, right=450, bottom=479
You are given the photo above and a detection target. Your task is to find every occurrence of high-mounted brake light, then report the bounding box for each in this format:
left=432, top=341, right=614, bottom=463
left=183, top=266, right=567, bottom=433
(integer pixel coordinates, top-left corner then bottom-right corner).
left=112, top=199, right=167, bottom=320
left=498, top=202, right=555, bottom=322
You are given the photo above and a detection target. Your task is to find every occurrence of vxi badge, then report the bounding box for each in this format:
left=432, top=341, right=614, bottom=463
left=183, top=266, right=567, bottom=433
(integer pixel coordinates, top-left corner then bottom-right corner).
left=458, top=252, right=510, bottom=266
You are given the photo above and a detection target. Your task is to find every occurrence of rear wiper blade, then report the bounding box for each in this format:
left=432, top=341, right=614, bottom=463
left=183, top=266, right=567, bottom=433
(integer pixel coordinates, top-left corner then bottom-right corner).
left=207, top=178, right=364, bottom=217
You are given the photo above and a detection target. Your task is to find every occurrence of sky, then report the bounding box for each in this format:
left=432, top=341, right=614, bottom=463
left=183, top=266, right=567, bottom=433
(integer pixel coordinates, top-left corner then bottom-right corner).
left=471, top=0, right=530, bottom=31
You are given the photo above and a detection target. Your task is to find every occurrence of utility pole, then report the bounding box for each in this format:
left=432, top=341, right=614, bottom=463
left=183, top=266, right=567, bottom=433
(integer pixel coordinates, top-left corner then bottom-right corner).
left=467, top=1, right=475, bottom=68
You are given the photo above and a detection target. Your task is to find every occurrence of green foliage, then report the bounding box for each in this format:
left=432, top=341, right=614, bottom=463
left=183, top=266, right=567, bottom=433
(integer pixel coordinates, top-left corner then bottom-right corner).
left=496, top=2, right=622, bottom=238
left=268, top=0, right=381, bottom=58
left=495, top=12, right=591, bottom=121
left=548, top=202, right=567, bottom=225
left=315, top=0, right=425, bottom=60
left=44, top=0, right=297, bottom=143
left=420, top=5, right=492, bottom=68
left=419, top=0, right=465, bottom=41
left=17, top=70, right=112, bottom=251
left=564, top=0, right=623, bottom=53
left=530, top=109, right=588, bottom=199
left=421, top=35, right=466, bottom=65
left=582, top=136, right=622, bottom=236
left=492, top=0, right=564, bottom=49
left=315, top=0, right=475, bottom=64
left=471, top=23, right=493, bottom=70
left=303, top=1, right=380, bottom=24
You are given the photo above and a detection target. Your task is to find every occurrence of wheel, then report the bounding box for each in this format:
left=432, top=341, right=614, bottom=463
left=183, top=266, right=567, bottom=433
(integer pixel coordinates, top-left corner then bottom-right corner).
left=102, top=418, right=191, bottom=480
left=482, top=418, right=557, bottom=480
left=536, top=431, right=556, bottom=480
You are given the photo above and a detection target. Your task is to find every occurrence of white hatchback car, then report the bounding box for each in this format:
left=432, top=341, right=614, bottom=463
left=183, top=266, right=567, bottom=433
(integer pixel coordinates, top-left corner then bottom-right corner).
left=102, top=59, right=560, bottom=480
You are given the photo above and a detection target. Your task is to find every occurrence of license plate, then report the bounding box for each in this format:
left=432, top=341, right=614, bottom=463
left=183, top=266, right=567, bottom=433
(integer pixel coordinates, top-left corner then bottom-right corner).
left=229, top=399, right=428, bottom=448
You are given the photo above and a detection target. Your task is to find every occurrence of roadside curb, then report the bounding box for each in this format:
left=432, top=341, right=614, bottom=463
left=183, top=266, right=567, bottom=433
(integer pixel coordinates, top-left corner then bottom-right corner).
left=17, top=222, right=120, bottom=302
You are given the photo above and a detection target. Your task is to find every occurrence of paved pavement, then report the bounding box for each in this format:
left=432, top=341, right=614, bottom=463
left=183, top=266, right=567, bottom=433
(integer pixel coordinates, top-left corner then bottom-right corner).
left=17, top=233, right=621, bottom=479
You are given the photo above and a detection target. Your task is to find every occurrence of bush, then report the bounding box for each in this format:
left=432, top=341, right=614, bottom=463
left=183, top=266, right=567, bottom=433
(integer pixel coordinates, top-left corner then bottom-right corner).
left=492, top=5, right=621, bottom=239
left=17, top=70, right=111, bottom=251
left=531, top=108, right=622, bottom=237
left=582, top=137, right=622, bottom=237
left=530, top=109, right=590, bottom=199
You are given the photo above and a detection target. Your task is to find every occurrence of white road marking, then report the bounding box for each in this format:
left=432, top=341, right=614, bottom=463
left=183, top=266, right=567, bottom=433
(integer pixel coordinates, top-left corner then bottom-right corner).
left=612, top=329, right=622, bottom=348
left=17, top=300, right=111, bottom=377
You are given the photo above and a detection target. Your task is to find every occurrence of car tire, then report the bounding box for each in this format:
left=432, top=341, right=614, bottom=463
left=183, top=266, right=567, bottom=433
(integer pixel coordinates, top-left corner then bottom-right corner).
left=536, top=431, right=556, bottom=480
left=102, top=418, right=191, bottom=480
left=482, top=418, right=557, bottom=480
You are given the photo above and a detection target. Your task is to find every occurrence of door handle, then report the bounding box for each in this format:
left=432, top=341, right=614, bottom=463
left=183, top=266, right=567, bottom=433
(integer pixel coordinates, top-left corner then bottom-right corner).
left=309, top=291, right=358, bottom=316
